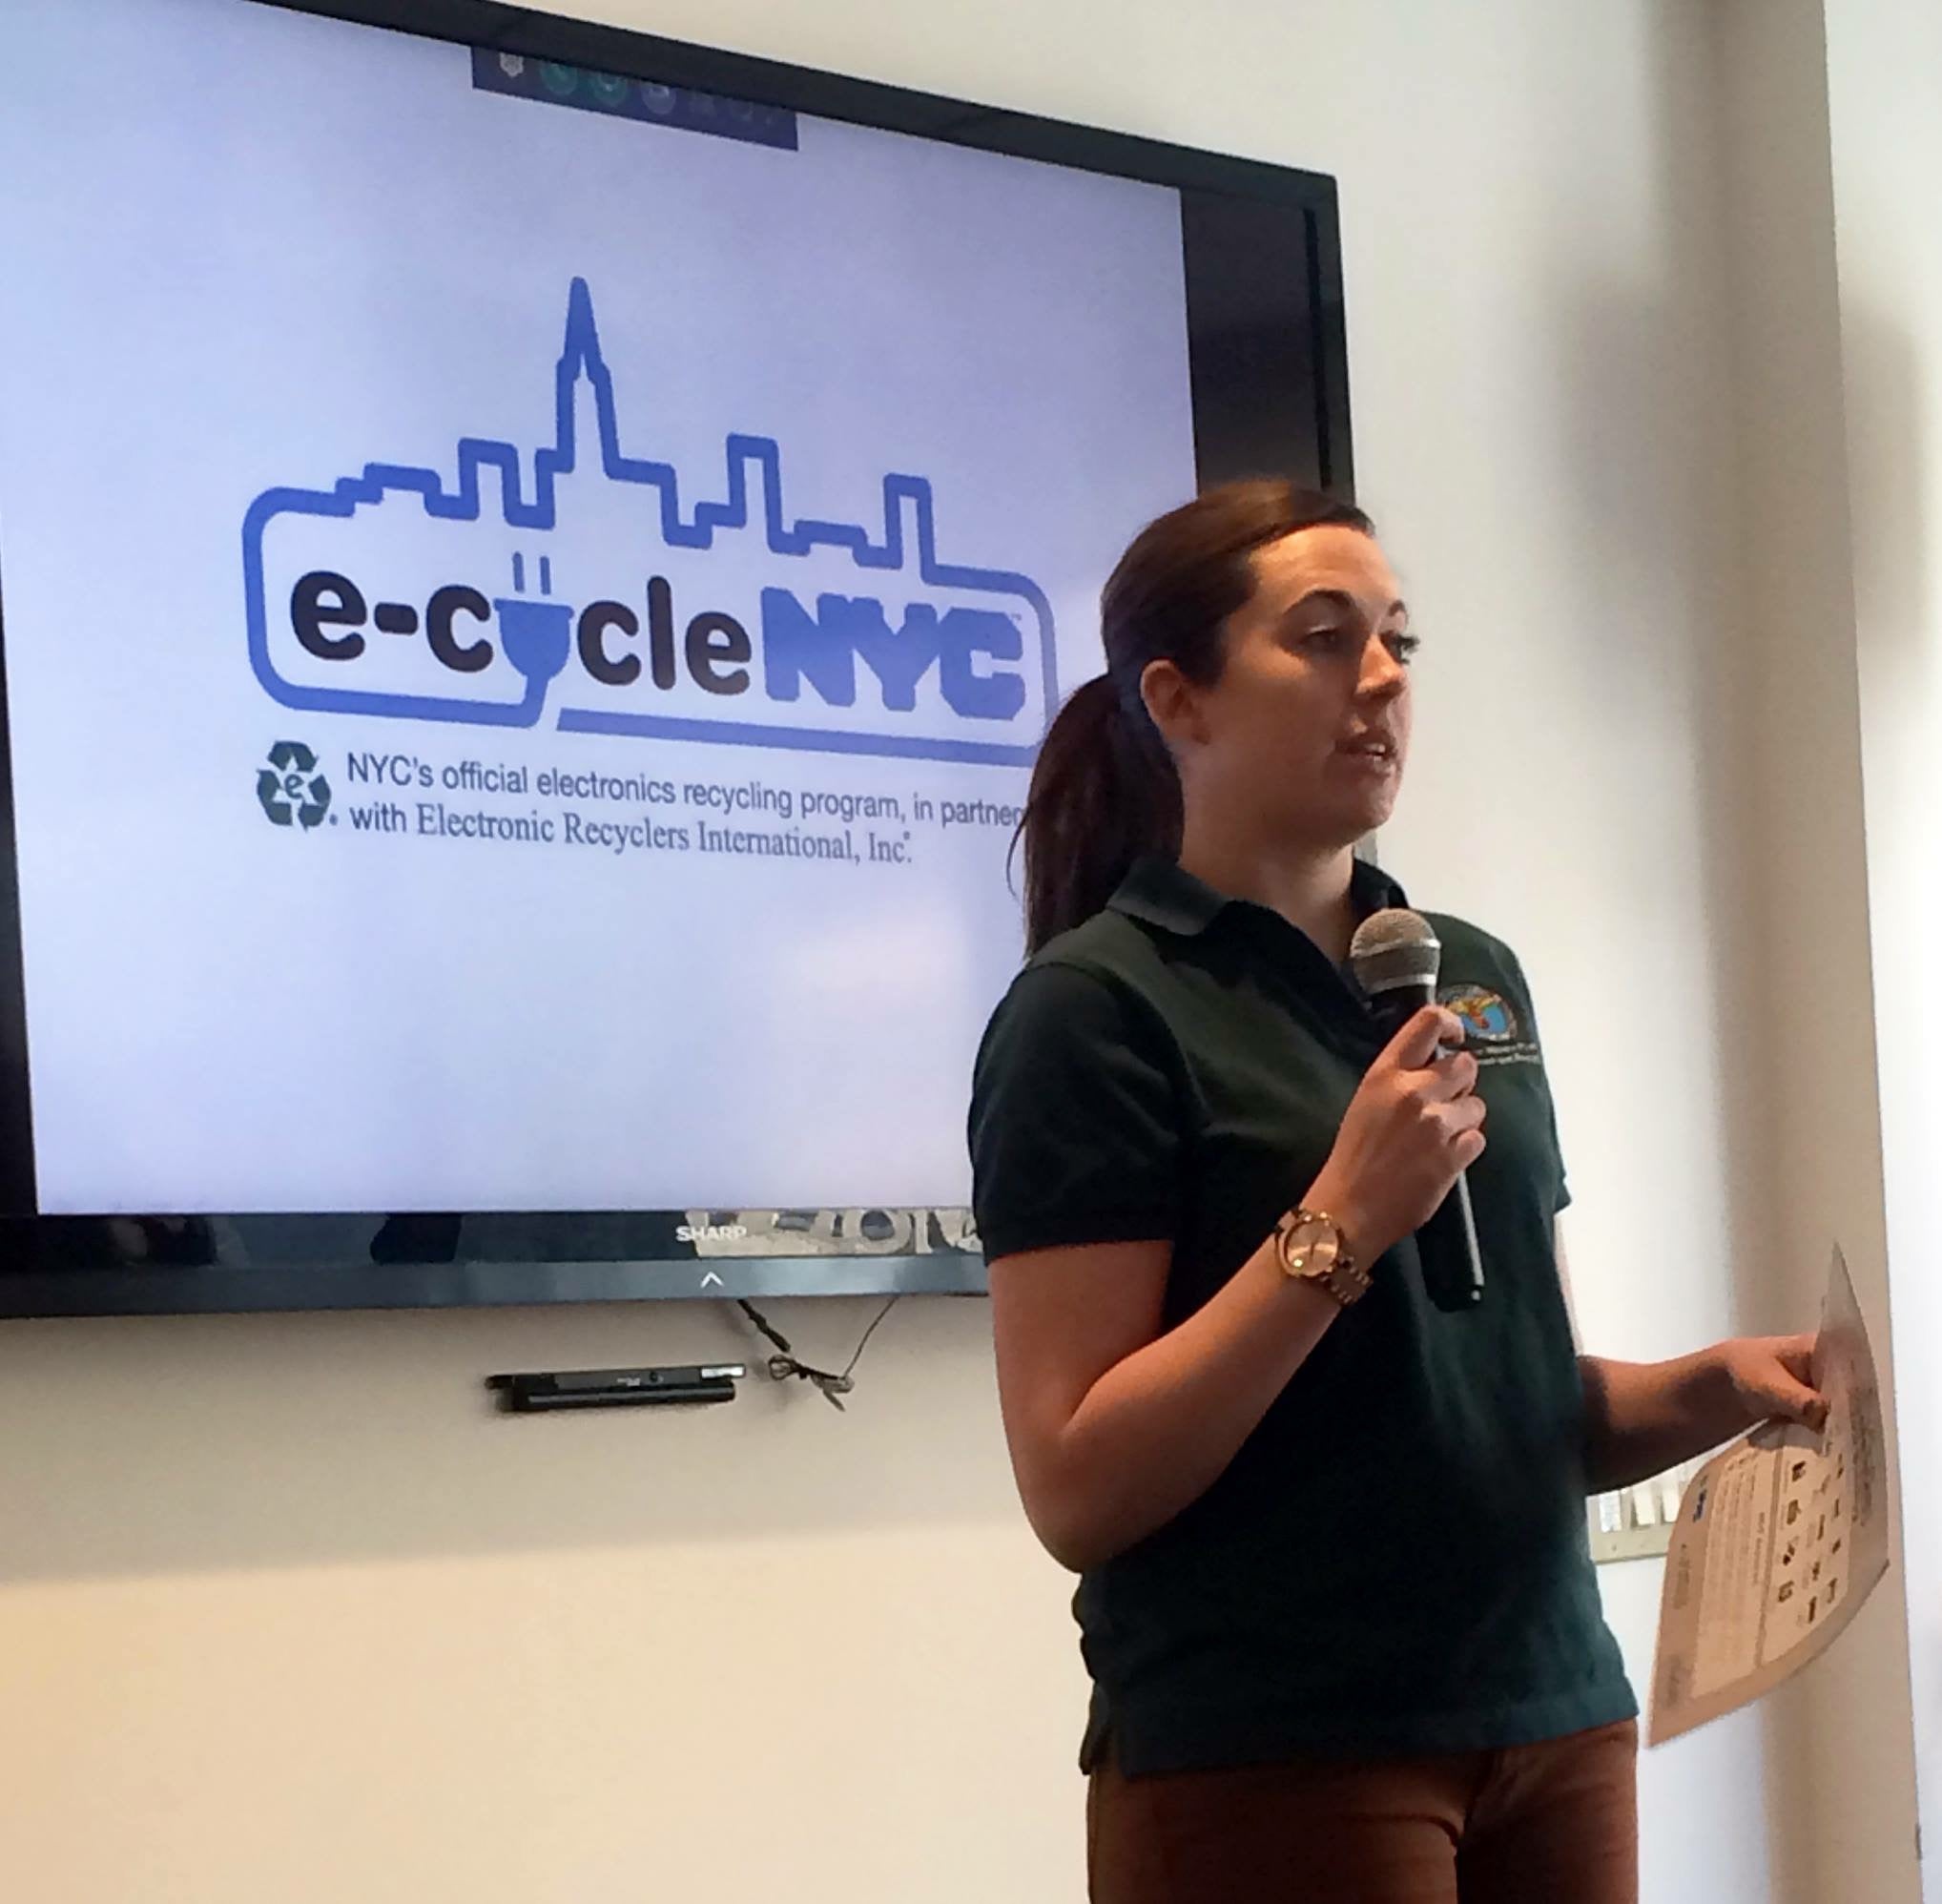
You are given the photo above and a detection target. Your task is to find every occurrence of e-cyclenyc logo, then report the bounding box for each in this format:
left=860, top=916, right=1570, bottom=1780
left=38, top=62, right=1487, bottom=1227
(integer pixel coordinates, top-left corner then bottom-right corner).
left=242, top=280, right=1056, bottom=767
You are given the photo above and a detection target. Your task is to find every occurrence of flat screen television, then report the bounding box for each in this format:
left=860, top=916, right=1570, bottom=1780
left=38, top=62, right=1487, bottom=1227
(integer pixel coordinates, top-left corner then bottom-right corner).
left=0, top=0, right=1352, bottom=1314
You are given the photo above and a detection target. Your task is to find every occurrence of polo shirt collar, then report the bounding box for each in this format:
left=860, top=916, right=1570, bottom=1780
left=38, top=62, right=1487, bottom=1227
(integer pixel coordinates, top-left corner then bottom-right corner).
left=1108, top=853, right=1409, bottom=940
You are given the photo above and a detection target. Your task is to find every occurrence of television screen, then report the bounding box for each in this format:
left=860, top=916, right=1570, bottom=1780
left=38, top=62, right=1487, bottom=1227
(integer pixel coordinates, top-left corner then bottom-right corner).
left=0, top=0, right=1350, bottom=1313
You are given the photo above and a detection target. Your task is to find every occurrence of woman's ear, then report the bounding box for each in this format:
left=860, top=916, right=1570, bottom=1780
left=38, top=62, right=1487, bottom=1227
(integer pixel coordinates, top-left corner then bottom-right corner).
left=1141, top=656, right=1209, bottom=753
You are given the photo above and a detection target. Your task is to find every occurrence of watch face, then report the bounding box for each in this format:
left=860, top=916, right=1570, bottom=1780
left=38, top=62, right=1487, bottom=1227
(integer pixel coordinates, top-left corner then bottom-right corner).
left=1286, top=1213, right=1340, bottom=1274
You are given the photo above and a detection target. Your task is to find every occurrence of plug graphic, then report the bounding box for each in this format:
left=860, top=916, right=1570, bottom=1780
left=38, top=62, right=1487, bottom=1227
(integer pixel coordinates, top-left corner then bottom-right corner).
left=495, top=551, right=573, bottom=711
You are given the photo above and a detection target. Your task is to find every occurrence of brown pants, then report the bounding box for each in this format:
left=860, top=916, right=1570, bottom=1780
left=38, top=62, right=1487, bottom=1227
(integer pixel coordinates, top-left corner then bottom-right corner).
left=1087, top=1720, right=1639, bottom=1904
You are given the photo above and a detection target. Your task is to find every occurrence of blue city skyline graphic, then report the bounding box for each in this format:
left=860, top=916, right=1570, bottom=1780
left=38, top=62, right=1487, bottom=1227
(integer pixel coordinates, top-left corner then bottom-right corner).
left=241, top=278, right=1057, bottom=766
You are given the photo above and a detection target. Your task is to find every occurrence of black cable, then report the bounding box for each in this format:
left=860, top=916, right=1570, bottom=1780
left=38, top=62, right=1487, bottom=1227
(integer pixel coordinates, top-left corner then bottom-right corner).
left=736, top=1295, right=899, bottom=1410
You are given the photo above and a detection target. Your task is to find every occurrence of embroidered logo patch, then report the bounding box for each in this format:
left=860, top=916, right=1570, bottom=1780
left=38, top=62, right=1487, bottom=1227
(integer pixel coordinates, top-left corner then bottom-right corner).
left=1440, top=984, right=1519, bottom=1045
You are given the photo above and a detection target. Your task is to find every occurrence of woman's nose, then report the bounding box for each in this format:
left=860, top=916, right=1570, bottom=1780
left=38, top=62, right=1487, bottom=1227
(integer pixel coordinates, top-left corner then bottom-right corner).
left=1359, top=637, right=1407, bottom=698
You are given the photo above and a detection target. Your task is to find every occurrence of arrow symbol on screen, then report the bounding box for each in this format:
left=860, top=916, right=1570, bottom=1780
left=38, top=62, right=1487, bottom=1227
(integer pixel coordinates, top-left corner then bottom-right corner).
left=700, top=1271, right=724, bottom=1289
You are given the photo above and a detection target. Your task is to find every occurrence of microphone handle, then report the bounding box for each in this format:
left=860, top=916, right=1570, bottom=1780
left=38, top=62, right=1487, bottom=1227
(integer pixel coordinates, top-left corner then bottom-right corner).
left=1440, top=1172, right=1485, bottom=1310
left=1365, top=982, right=1486, bottom=1311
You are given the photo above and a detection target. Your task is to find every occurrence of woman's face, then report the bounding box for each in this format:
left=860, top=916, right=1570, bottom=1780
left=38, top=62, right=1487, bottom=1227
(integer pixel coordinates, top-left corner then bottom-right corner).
left=1147, top=525, right=1415, bottom=850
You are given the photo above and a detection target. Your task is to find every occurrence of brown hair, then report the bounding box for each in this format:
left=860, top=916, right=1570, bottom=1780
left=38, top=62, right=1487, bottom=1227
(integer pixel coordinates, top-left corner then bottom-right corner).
left=1017, top=480, right=1374, bottom=952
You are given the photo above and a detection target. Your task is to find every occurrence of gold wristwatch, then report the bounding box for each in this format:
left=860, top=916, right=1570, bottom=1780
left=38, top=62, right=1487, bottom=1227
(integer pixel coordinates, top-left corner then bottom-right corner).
left=1273, top=1208, right=1371, bottom=1308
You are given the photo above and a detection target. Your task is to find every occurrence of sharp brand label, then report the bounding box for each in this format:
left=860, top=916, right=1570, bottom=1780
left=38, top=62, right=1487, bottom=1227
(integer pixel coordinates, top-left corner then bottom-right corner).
left=242, top=279, right=1056, bottom=766
left=675, top=1222, right=749, bottom=1242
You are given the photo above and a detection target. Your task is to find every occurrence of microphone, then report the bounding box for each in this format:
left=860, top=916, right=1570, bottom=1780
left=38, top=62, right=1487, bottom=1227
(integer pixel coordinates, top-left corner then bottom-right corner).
left=1347, top=907, right=1485, bottom=1310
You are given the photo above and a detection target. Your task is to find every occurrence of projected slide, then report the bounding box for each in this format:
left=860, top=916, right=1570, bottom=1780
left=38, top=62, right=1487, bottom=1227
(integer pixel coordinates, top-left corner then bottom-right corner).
left=0, top=0, right=1196, bottom=1215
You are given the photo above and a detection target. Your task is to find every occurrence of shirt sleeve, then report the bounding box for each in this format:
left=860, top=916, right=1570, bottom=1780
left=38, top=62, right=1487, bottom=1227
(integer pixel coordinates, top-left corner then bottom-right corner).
left=968, top=961, right=1183, bottom=1261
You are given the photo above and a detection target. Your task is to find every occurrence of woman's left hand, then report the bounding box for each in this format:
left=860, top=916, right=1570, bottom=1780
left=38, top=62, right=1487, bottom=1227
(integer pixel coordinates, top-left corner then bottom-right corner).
left=1719, top=1333, right=1827, bottom=1434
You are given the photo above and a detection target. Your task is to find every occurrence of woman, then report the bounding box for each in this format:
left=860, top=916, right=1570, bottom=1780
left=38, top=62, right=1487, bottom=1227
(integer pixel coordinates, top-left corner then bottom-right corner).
left=967, top=482, right=1823, bottom=1904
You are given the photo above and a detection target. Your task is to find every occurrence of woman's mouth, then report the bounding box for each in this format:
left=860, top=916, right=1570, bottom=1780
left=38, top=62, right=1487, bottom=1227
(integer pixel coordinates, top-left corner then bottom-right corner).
left=1335, top=735, right=1398, bottom=771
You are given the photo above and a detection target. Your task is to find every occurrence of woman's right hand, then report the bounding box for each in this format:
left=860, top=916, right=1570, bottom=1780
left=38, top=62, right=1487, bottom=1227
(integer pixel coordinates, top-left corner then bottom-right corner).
left=1307, top=1006, right=1486, bottom=1266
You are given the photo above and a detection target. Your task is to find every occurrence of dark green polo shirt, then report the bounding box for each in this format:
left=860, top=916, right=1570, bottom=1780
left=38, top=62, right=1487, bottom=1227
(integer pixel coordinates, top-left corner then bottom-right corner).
left=968, top=856, right=1635, bottom=1775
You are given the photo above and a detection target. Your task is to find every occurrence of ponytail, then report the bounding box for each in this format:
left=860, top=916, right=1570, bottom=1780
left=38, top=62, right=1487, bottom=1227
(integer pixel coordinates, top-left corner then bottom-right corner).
left=1017, top=674, right=1180, bottom=954
left=1014, top=480, right=1374, bottom=957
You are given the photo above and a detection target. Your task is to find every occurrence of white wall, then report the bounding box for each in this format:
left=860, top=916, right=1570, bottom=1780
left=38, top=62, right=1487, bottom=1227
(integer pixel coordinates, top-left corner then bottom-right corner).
left=1821, top=0, right=1942, bottom=1892
left=1709, top=5, right=1925, bottom=1898
left=0, top=3, right=1909, bottom=1899
left=0, top=1297, right=1083, bottom=1899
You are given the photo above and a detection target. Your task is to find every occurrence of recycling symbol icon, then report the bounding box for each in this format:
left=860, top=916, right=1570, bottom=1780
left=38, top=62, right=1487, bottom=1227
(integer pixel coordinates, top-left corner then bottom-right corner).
left=257, top=741, right=332, bottom=830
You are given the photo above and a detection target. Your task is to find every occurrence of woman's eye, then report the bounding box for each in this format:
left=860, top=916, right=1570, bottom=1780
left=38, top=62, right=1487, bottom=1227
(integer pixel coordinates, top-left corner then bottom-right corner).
left=1294, top=626, right=1418, bottom=664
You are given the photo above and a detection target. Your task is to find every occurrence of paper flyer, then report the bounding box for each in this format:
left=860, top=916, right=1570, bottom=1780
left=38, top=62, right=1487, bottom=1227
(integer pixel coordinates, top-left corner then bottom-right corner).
left=1647, top=1246, right=1890, bottom=1745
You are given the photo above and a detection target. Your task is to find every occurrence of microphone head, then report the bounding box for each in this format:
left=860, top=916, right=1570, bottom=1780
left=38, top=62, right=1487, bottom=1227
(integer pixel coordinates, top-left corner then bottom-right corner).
left=1348, top=907, right=1442, bottom=997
